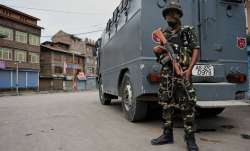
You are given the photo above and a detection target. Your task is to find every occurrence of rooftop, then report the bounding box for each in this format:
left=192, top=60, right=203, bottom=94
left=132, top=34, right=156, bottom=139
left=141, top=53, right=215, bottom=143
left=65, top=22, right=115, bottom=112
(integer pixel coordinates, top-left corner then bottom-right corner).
left=41, top=42, right=84, bottom=57
left=0, top=4, right=43, bottom=29
left=53, top=30, right=82, bottom=42
left=0, top=4, right=40, bottom=20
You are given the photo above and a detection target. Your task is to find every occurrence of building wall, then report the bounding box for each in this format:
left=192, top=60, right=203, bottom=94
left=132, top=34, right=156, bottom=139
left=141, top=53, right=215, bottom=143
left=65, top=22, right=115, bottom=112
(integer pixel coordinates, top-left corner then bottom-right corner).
left=0, top=5, right=41, bottom=91
left=52, top=31, right=97, bottom=77
left=0, top=4, right=38, bottom=26
left=0, top=17, right=41, bottom=70
left=40, top=50, right=52, bottom=77
left=84, top=39, right=97, bottom=77
left=41, top=31, right=97, bottom=91
left=40, top=45, right=85, bottom=91
left=52, top=31, right=85, bottom=54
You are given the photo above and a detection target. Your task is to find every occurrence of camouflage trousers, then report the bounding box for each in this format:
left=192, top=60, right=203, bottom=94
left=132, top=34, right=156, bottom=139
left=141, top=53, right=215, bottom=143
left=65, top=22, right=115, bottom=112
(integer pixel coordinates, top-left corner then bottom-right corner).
left=158, top=66, right=197, bottom=135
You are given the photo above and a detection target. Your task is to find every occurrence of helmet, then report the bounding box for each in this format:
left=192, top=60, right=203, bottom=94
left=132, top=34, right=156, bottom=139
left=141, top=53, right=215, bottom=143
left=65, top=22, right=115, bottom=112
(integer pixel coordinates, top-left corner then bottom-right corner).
left=162, top=0, right=183, bottom=18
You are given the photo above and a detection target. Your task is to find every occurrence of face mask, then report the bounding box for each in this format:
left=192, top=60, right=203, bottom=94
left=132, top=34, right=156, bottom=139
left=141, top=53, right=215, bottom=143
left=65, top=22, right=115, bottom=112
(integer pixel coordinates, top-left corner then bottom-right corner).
left=167, top=20, right=178, bottom=28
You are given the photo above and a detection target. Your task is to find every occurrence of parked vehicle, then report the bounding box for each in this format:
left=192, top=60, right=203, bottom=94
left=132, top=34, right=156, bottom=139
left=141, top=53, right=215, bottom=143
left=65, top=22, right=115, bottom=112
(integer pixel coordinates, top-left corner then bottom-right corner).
left=96, top=0, right=249, bottom=122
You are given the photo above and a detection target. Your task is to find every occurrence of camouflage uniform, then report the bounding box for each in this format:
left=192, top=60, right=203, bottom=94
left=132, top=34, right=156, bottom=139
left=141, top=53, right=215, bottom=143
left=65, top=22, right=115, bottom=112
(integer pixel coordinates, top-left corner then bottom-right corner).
left=157, top=26, right=200, bottom=135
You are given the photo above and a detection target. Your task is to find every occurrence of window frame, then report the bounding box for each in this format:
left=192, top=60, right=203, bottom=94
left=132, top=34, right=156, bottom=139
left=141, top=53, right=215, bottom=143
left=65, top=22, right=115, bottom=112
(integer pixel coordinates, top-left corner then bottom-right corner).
left=87, top=66, right=94, bottom=74
left=0, top=47, right=12, bottom=61
left=29, top=52, right=40, bottom=64
left=0, top=25, right=13, bottom=41
left=29, top=34, right=40, bottom=46
left=106, top=19, right=112, bottom=32
left=119, top=1, right=124, bottom=13
left=122, top=0, right=129, bottom=10
left=15, top=30, right=28, bottom=44
left=15, top=49, right=27, bottom=62
left=112, top=7, right=119, bottom=23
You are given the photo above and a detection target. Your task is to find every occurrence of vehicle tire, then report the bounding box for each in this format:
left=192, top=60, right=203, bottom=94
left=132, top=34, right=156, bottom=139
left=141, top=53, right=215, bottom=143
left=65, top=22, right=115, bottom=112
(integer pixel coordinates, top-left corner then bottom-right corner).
left=98, top=78, right=111, bottom=105
left=121, top=73, right=148, bottom=122
left=196, top=107, right=225, bottom=118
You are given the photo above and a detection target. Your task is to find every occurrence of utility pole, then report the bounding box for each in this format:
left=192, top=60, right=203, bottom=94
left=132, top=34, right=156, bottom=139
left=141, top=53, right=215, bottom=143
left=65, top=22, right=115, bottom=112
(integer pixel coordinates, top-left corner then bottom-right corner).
left=73, top=51, right=75, bottom=76
left=15, top=61, right=20, bottom=95
left=72, top=51, right=76, bottom=91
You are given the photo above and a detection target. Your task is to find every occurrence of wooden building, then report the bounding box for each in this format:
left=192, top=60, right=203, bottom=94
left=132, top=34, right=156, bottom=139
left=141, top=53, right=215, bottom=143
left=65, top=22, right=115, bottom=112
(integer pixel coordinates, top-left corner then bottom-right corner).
left=40, top=41, right=85, bottom=91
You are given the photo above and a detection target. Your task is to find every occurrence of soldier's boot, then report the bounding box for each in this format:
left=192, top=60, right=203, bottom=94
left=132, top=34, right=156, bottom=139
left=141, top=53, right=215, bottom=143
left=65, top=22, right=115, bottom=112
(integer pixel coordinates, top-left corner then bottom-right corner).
left=184, top=133, right=199, bottom=151
left=151, top=128, right=174, bottom=145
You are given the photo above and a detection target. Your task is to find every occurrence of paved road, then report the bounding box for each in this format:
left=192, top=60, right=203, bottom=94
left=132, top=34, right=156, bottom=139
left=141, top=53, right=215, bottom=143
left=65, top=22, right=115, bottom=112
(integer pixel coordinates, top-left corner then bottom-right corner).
left=0, top=91, right=249, bottom=151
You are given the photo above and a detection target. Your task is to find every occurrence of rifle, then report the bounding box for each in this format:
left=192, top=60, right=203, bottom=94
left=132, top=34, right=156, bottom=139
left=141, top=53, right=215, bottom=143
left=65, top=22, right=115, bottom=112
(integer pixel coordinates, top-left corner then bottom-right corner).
left=152, top=28, right=183, bottom=76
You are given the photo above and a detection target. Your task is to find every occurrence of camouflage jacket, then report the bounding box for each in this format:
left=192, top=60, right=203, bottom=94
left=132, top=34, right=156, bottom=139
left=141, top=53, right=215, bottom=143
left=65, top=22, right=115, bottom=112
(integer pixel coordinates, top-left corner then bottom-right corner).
left=157, top=26, right=200, bottom=68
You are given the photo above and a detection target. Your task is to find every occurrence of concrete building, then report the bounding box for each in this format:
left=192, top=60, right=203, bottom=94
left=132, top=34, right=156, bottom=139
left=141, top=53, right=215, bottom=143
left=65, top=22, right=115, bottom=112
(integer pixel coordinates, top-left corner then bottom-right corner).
left=40, top=41, right=85, bottom=91
left=0, top=4, right=42, bottom=91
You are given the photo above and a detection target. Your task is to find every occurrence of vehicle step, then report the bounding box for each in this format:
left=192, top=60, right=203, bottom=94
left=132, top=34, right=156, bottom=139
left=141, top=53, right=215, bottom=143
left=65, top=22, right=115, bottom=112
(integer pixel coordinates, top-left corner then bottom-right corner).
left=197, top=100, right=250, bottom=108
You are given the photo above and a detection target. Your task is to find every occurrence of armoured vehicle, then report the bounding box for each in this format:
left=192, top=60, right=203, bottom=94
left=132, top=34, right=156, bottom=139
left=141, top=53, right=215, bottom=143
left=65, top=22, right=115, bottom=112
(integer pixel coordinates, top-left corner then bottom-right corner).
left=96, top=0, right=249, bottom=122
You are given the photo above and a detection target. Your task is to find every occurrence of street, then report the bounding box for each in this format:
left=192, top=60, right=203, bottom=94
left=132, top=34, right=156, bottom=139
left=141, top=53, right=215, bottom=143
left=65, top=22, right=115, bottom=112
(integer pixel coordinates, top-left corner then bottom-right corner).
left=0, top=91, right=249, bottom=151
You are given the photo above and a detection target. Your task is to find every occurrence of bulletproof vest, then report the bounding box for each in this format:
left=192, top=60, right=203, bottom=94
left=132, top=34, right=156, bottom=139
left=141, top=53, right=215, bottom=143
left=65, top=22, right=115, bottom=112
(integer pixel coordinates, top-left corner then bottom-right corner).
left=165, top=28, right=192, bottom=67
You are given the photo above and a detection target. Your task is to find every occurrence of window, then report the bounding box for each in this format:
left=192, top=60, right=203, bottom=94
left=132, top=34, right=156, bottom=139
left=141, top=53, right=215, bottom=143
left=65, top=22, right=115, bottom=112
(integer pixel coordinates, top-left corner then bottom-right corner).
left=0, top=47, right=12, bottom=60
left=55, top=66, right=63, bottom=74
left=122, top=0, right=129, bottom=10
left=15, top=50, right=26, bottom=62
left=87, top=66, right=94, bottom=74
left=29, top=34, right=40, bottom=46
left=0, top=26, right=13, bottom=40
left=106, top=19, right=112, bottom=32
left=15, top=31, right=28, bottom=43
left=29, top=52, right=39, bottom=63
left=118, top=1, right=123, bottom=13
left=113, top=7, right=119, bottom=23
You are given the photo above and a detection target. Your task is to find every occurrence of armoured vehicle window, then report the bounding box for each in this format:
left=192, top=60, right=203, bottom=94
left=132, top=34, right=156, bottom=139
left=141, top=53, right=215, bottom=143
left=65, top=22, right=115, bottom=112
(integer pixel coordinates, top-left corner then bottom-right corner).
left=106, top=19, right=112, bottom=32
left=118, top=1, right=123, bottom=13
left=96, top=38, right=102, bottom=48
left=122, top=0, right=129, bottom=10
left=113, top=7, right=119, bottom=23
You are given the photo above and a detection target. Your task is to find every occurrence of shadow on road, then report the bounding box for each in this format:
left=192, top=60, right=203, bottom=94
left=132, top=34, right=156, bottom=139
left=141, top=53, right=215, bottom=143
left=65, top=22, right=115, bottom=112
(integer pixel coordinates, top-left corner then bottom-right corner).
left=104, top=100, right=238, bottom=135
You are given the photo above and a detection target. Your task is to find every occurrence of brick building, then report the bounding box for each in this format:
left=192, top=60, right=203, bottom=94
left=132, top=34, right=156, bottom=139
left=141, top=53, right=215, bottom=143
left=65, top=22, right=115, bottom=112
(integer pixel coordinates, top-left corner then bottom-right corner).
left=52, top=31, right=97, bottom=77
left=0, top=4, right=42, bottom=91
left=52, top=30, right=85, bottom=54
left=84, top=38, right=97, bottom=77
left=40, top=41, right=85, bottom=91
left=40, top=30, right=97, bottom=91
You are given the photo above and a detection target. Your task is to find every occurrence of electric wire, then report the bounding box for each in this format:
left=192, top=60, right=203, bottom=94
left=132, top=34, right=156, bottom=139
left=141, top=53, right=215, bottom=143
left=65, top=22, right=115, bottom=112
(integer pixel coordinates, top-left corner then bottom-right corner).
left=4, top=4, right=108, bottom=15
left=41, top=29, right=104, bottom=38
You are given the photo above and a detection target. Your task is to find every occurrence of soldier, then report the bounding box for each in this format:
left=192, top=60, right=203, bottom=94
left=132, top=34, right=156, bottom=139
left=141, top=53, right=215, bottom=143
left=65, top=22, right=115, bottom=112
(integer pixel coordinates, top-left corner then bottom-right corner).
left=151, top=1, right=200, bottom=151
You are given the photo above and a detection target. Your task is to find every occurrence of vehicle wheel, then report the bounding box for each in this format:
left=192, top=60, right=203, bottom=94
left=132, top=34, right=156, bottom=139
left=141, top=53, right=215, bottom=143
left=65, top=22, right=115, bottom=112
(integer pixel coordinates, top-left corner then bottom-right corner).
left=121, top=73, right=148, bottom=122
left=196, top=107, right=225, bottom=118
left=98, top=79, right=111, bottom=105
